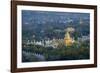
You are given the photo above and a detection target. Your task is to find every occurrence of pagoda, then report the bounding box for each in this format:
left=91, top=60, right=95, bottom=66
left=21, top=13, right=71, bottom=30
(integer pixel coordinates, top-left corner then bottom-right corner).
left=64, top=27, right=75, bottom=46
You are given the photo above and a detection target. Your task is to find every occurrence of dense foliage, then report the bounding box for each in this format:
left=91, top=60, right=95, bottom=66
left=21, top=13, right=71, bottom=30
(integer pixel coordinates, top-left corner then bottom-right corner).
left=22, top=41, right=90, bottom=62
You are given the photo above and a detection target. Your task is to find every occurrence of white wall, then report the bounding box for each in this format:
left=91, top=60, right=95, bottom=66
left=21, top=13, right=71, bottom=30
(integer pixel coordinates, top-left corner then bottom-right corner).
left=0, top=0, right=99, bottom=73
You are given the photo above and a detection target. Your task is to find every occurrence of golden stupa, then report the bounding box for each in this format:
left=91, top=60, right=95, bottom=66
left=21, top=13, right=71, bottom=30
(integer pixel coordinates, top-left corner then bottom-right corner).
left=64, top=28, right=74, bottom=46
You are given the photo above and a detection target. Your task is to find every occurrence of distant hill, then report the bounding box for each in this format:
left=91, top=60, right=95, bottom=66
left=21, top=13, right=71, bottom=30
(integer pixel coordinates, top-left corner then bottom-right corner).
left=22, top=10, right=90, bottom=41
